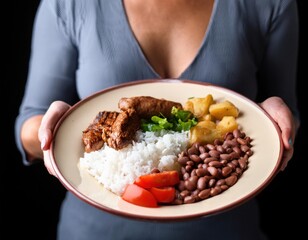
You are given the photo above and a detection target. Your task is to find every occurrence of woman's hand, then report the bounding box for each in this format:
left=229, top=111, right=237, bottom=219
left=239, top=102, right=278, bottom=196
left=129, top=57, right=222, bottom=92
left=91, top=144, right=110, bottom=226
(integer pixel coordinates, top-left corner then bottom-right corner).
left=38, top=101, right=71, bottom=176
left=259, top=97, right=299, bottom=171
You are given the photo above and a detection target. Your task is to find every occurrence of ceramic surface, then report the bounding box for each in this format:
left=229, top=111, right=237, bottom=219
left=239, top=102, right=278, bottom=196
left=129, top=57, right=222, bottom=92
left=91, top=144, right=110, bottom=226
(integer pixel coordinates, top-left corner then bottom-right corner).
left=51, top=79, right=283, bottom=221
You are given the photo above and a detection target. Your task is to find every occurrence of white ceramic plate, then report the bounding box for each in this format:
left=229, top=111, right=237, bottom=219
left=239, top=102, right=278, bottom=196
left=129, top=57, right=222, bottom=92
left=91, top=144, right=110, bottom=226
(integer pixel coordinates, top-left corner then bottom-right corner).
left=51, top=79, right=283, bottom=221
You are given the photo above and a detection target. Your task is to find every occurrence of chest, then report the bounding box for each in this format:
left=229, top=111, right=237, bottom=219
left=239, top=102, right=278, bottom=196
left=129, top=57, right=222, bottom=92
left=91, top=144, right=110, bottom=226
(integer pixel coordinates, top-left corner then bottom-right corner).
left=76, top=0, right=259, bottom=101
left=122, top=0, right=215, bottom=78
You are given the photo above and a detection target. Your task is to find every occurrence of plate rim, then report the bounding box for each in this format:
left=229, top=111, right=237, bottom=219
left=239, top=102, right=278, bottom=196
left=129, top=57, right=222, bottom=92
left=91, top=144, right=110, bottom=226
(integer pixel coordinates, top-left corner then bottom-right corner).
left=50, top=79, right=284, bottom=221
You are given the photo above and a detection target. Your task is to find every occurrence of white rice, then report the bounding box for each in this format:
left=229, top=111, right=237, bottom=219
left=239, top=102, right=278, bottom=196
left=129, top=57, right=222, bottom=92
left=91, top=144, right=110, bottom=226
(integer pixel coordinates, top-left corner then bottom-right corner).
left=79, top=130, right=189, bottom=195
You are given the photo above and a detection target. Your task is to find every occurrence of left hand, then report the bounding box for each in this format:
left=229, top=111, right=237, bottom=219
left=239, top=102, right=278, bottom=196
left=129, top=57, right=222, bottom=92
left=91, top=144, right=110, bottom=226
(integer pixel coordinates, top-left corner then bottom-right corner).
left=38, top=101, right=72, bottom=176
left=259, top=96, right=299, bottom=171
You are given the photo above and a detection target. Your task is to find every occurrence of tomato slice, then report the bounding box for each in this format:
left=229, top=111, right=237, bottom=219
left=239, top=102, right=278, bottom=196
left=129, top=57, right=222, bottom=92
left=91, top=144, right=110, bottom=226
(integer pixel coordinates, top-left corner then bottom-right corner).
left=134, top=170, right=180, bottom=189
left=150, top=187, right=176, bottom=203
left=121, top=184, right=158, bottom=208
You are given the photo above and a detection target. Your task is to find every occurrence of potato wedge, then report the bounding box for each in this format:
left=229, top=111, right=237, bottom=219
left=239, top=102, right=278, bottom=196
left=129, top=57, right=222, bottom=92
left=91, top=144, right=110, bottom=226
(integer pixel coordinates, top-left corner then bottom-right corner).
left=198, top=113, right=216, bottom=122
left=216, top=116, right=238, bottom=135
left=209, top=100, right=239, bottom=120
left=195, top=120, right=217, bottom=129
left=189, top=121, right=223, bottom=145
left=184, top=94, right=214, bottom=119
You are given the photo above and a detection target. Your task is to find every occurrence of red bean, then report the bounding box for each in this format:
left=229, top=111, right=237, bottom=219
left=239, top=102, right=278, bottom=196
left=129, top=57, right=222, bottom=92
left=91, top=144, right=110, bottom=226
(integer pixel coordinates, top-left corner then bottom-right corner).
left=190, top=154, right=202, bottom=163
left=208, top=178, right=216, bottom=188
left=204, top=157, right=218, bottom=164
left=184, top=195, right=196, bottom=204
left=225, top=175, right=238, bottom=186
left=207, top=167, right=219, bottom=177
left=209, top=161, right=223, bottom=168
left=198, top=189, right=211, bottom=199
left=175, top=128, right=253, bottom=205
left=222, top=166, right=232, bottom=177
left=210, top=186, right=222, bottom=196
left=196, top=168, right=207, bottom=177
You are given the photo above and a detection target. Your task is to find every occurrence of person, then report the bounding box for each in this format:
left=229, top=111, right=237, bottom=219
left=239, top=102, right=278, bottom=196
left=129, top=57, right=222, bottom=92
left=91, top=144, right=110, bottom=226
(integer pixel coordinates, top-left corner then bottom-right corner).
left=15, top=0, right=300, bottom=239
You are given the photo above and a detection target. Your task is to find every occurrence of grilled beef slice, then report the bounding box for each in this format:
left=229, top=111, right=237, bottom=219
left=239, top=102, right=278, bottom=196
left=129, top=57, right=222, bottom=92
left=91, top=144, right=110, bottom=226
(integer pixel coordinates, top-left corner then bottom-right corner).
left=82, top=109, right=140, bottom=152
left=118, top=96, right=182, bottom=119
left=108, top=108, right=141, bottom=149
left=82, top=96, right=183, bottom=152
left=82, top=111, right=119, bottom=152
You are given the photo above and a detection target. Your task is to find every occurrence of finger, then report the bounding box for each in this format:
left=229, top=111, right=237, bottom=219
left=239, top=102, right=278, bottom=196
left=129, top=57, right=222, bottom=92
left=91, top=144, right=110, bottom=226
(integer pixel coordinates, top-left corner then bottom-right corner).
left=276, top=114, right=293, bottom=150
left=280, top=147, right=294, bottom=171
left=38, top=101, right=71, bottom=150
left=260, top=97, right=294, bottom=149
left=275, top=104, right=295, bottom=150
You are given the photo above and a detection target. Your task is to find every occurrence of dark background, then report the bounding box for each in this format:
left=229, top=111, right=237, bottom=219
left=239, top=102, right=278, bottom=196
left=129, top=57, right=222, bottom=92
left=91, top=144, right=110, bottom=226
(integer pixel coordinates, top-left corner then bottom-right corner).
left=3, top=1, right=306, bottom=239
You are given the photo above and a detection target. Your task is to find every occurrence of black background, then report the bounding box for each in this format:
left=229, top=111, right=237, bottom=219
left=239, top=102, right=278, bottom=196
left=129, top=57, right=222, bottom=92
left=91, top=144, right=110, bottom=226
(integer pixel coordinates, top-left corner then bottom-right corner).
left=3, top=1, right=306, bottom=239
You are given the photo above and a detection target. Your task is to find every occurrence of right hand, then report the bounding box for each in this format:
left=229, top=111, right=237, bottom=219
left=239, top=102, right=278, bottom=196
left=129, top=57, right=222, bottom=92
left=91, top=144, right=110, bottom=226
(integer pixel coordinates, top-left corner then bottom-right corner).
left=38, top=101, right=71, bottom=176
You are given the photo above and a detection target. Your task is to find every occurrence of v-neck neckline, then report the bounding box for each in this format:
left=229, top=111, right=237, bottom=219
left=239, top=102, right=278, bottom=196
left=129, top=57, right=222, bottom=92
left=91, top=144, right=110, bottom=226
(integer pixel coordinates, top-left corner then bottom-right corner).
left=119, top=0, right=219, bottom=79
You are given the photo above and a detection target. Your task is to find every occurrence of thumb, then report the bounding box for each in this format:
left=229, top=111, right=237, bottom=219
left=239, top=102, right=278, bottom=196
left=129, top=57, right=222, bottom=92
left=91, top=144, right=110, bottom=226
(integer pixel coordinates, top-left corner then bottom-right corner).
left=38, top=101, right=71, bottom=150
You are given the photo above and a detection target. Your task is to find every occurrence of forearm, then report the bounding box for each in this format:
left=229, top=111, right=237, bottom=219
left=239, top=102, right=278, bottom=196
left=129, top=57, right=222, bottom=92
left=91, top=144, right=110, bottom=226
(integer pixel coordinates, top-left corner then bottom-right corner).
left=21, top=115, right=44, bottom=162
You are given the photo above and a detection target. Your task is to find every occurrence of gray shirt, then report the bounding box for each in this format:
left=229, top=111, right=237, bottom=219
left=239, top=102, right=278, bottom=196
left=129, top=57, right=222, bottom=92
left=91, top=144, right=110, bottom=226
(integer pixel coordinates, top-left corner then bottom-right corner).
left=15, top=0, right=299, bottom=239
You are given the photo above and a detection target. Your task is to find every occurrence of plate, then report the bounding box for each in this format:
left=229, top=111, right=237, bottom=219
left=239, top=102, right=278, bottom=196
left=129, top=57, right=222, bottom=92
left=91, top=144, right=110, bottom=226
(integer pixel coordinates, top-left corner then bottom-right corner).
left=51, top=79, right=283, bottom=221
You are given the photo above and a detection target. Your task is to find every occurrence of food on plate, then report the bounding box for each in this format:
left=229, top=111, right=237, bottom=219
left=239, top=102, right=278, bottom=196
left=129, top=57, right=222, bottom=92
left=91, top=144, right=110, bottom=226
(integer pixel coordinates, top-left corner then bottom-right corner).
left=208, top=100, right=239, bottom=120
left=141, top=106, right=197, bottom=132
left=79, top=94, right=253, bottom=207
left=121, top=184, right=158, bottom=208
left=82, top=96, right=182, bottom=152
left=82, top=111, right=119, bottom=152
left=79, top=130, right=189, bottom=195
left=216, top=116, right=238, bottom=134
left=121, top=170, right=179, bottom=207
left=118, top=96, right=182, bottom=119
left=82, top=109, right=140, bottom=152
left=134, top=170, right=180, bottom=188
left=189, top=120, right=222, bottom=145
left=184, top=94, right=214, bottom=119
left=186, top=94, right=240, bottom=145
left=150, top=187, right=176, bottom=203
left=173, top=128, right=253, bottom=205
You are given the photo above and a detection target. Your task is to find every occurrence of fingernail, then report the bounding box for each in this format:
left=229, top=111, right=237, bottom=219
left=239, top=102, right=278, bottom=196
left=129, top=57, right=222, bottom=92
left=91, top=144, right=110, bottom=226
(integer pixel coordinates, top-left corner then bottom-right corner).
left=288, top=138, right=293, bottom=147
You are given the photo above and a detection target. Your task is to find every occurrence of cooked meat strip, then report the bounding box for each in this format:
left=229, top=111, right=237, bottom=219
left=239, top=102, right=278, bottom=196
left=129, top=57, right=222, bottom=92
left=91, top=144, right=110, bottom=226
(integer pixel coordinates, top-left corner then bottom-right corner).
left=82, top=109, right=141, bottom=152
left=82, top=129, right=104, bottom=153
left=118, top=96, right=182, bottom=119
left=82, top=111, right=119, bottom=153
left=108, top=108, right=141, bottom=150
left=82, top=96, right=182, bottom=152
